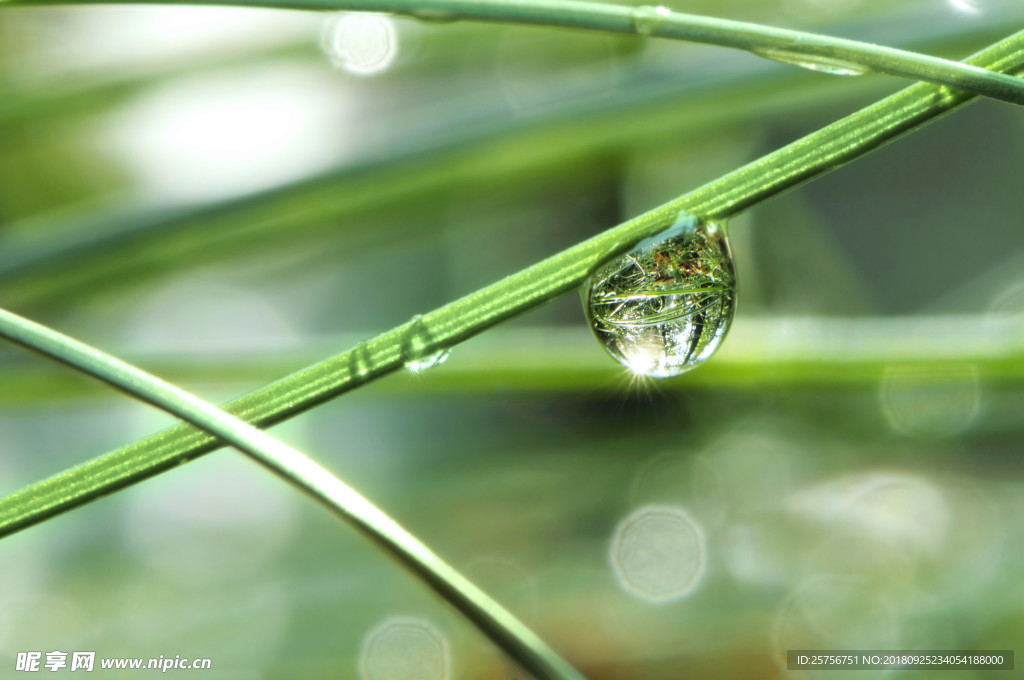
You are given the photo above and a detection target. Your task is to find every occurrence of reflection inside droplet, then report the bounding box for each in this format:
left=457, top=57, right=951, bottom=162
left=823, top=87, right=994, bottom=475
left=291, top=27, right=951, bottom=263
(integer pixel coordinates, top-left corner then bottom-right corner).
left=322, top=13, right=398, bottom=75
left=751, top=48, right=871, bottom=76
left=610, top=505, right=705, bottom=602
left=360, top=618, right=449, bottom=680
left=583, top=214, right=737, bottom=378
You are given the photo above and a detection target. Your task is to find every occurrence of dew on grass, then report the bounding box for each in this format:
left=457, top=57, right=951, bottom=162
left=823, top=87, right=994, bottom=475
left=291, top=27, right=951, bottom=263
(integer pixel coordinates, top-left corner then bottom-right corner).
left=610, top=505, right=705, bottom=602
left=631, top=5, right=671, bottom=36
left=322, top=13, right=398, bottom=75
left=360, top=618, right=449, bottom=680
left=403, top=315, right=451, bottom=373
left=583, top=213, right=736, bottom=378
left=405, top=349, right=450, bottom=373
left=751, top=48, right=871, bottom=76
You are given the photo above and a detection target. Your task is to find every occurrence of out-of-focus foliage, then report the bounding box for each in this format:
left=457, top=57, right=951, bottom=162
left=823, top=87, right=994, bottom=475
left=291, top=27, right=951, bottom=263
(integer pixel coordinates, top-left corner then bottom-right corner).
left=1, top=0, right=1023, bottom=677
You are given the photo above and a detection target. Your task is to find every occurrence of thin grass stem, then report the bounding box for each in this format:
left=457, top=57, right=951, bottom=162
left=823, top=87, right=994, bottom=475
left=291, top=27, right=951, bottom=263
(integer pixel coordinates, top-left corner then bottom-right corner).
left=10, top=0, right=1024, bottom=106
left=0, top=307, right=585, bottom=680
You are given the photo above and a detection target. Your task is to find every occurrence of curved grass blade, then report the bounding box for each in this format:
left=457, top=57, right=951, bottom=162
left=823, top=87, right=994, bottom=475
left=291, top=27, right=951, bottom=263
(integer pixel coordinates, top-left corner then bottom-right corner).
left=0, top=307, right=585, bottom=680
left=2, top=29, right=1023, bottom=540
left=8, top=0, right=1024, bottom=107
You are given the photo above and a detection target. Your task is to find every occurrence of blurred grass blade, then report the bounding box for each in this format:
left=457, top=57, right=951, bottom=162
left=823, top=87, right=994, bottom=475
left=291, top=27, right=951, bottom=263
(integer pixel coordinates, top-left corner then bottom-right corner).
left=0, top=307, right=585, bottom=680
left=1, top=20, right=1012, bottom=310
left=2, top=29, right=1023, bottom=540
left=5, top=317, right=1023, bottom=403
left=0, top=61, right=866, bottom=310
left=9, top=0, right=1024, bottom=106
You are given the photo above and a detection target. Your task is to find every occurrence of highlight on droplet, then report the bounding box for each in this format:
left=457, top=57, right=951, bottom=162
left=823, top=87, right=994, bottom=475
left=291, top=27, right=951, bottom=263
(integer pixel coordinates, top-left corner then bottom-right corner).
left=405, top=349, right=451, bottom=373
left=609, top=505, right=706, bottom=602
left=359, top=617, right=449, bottom=680
left=322, top=13, right=398, bottom=75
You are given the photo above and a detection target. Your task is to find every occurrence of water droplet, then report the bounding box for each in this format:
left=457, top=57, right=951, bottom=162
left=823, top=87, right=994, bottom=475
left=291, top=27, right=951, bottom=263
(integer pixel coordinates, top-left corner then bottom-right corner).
left=610, top=505, right=705, bottom=602
left=322, top=13, right=398, bottom=76
left=403, top=315, right=451, bottom=373
left=583, top=214, right=736, bottom=378
left=631, top=5, right=671, bottom=36
left=751, top=48, right=871, bottom=76
left=360, top=617, right=449, bottom=680
left=350, top=345, right=373, bottom=378
left=405, top=349, right=451, bottom=373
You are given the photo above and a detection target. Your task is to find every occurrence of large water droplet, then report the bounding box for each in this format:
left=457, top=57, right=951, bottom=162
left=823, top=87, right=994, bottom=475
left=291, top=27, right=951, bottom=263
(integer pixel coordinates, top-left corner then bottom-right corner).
left=583, top=214, right=736, bottom=378
left=751, top=48, right=871, bottom=76
left=631, top=5, right=671, bottom=36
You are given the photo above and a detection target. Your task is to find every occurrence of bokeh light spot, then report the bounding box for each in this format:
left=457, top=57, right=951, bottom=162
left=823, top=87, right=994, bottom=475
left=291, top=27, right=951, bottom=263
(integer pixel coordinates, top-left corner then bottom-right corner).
left=610, top=505, right=705, bottom=602
left=323, top=13, right=398, bottom=75
left=360, top=617, right=448, bottom=680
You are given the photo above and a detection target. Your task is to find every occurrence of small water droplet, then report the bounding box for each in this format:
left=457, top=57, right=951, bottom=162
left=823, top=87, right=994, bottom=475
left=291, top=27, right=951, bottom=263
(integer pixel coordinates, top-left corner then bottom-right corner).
left=631, top=5, right=671, bottom=36
left=406, top=349, right=451, bottom=373
left=403, top=315, right=451, bottom=373
left=350, top=345, right=373, bottom=378
left=751, top=48, right=871, bottom=76
left=583, top=214, right=737, bottom=378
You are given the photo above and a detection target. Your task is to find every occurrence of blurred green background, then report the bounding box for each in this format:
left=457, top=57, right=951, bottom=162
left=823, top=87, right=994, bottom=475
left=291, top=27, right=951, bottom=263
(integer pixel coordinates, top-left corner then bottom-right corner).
left=1, top=0, right=1023, bottom=677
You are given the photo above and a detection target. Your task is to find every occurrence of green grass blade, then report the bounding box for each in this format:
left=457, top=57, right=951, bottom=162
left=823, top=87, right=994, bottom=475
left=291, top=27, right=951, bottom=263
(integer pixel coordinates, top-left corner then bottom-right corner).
left=2, top=28, right=1023, bottom=540
left=0, top=307, right=585, bottom=680
left=4, top=317, right=1022, bottom=403
left=9, top=0, right=1024, bottom=107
